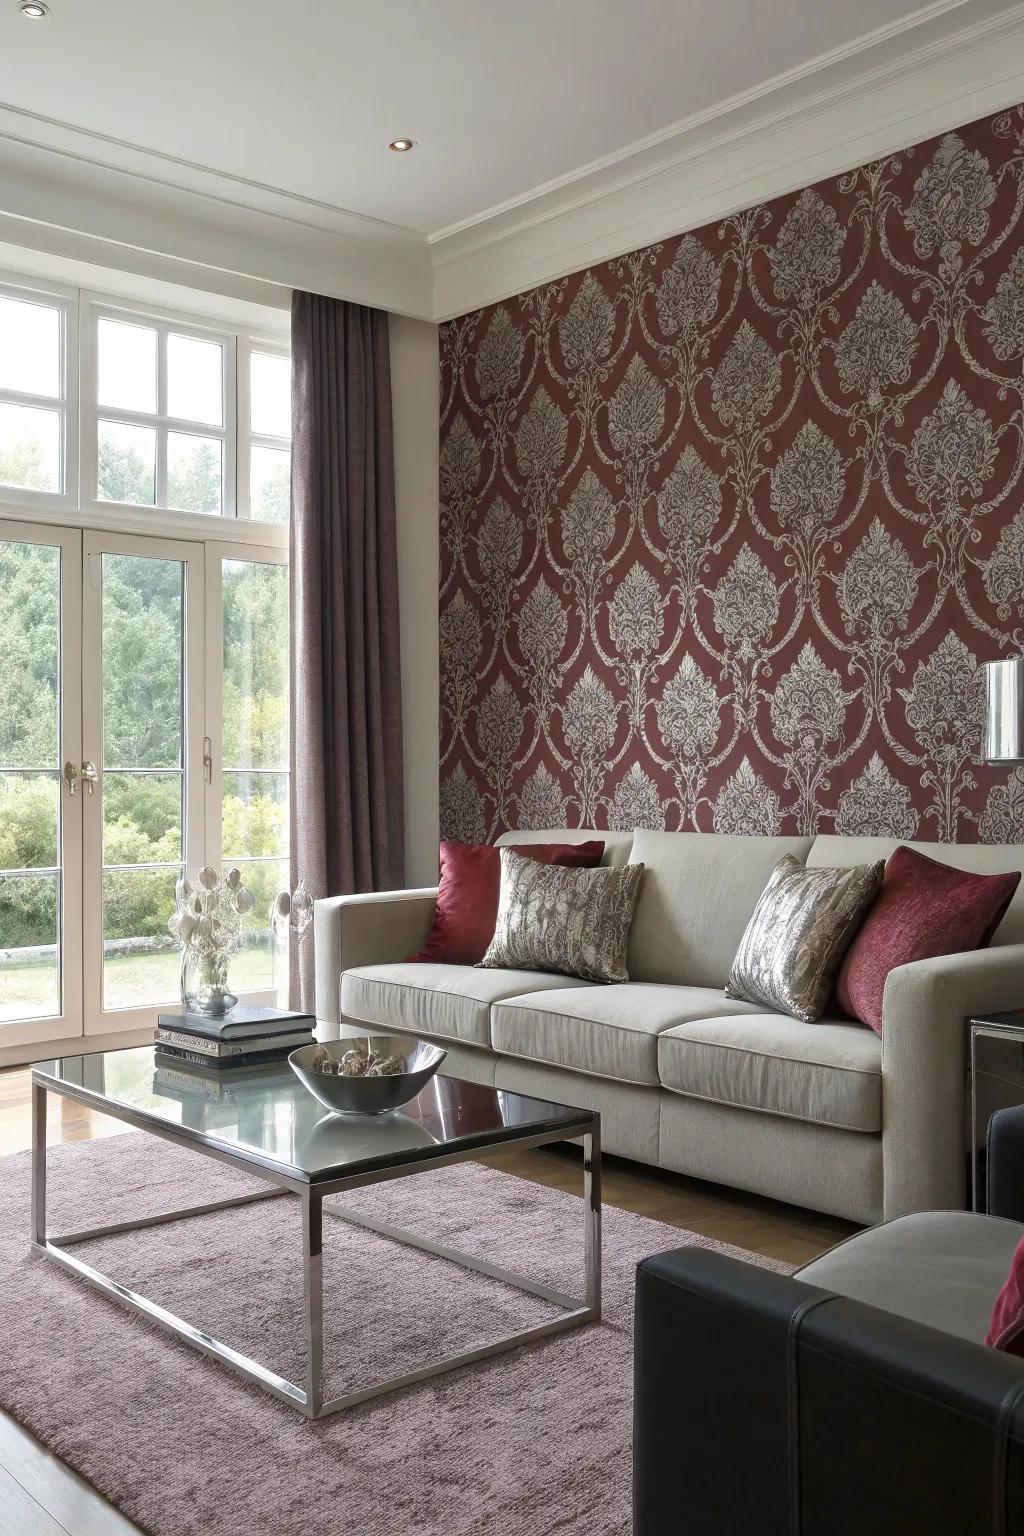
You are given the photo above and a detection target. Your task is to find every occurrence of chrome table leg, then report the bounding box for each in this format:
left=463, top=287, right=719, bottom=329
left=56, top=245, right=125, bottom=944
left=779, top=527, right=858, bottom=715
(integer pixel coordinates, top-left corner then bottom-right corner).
left=31, top=1080, right=47, bottom=1251
left=302, top=1187, right=324, bottom=1418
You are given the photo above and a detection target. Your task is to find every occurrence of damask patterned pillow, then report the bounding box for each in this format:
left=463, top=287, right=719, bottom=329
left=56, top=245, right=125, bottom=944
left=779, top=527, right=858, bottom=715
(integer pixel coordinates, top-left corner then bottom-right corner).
left=725, top=855, right=885, bottom=1023
left=479, top=849, right=645, bottom=984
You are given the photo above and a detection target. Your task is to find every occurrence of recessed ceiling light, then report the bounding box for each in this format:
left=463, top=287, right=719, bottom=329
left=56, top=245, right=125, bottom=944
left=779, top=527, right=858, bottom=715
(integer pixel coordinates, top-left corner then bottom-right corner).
left=19, top=2, right=50, bottom=16
left=388, top=138, right=414, bottom=153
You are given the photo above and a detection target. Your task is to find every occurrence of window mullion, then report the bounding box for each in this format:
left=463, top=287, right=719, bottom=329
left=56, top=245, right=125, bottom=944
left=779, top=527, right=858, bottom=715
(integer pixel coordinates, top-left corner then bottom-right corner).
left=156, top=329, right=168, bottom=508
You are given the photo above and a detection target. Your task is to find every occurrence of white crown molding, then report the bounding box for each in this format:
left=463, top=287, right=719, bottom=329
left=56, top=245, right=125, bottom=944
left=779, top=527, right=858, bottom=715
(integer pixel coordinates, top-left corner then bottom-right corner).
left=0, top=118, right=434, bottom=320
left=2, top=2, right=1024, bottom=324
left=431, top=0, right=1024, bottom=320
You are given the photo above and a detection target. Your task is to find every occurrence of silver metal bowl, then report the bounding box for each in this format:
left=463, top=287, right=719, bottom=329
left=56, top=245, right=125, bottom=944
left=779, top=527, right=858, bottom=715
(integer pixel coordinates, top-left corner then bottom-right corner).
left=288, top=1035, right=447, bottom=1116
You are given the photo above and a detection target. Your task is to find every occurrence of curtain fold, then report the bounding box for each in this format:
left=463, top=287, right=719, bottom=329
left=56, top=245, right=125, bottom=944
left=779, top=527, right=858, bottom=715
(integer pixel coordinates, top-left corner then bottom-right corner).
left=289, top=292, right=405, bottom=1011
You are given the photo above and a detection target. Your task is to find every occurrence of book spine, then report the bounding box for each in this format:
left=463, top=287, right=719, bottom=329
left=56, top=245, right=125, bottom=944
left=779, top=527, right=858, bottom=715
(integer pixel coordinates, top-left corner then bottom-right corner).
left=154, top=1044, right=296, bottom=1070
left=156, top=1014, right=315, bottom=1042
left=154, top=1028, right=312, bottom=1058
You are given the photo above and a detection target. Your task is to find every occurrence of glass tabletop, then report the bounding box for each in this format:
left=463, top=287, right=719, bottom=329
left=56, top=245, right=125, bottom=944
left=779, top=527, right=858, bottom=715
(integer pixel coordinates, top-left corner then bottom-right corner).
left=31, top=1046, right=593, bottom=1185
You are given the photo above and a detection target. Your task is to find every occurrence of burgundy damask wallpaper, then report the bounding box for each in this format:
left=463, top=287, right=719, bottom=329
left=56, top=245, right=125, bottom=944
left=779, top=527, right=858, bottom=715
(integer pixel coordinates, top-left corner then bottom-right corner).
left=438, top=106, right=1024, bottom=846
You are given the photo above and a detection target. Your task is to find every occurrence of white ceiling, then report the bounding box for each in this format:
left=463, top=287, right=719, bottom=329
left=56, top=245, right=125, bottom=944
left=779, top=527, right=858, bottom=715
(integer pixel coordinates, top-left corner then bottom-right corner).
left=0, top=0, right=979, bottom=238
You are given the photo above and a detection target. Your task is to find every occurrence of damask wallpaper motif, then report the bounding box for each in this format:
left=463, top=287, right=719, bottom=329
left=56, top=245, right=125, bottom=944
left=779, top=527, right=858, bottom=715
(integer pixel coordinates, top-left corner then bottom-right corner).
left=438, top=107, right=1024, bottom=846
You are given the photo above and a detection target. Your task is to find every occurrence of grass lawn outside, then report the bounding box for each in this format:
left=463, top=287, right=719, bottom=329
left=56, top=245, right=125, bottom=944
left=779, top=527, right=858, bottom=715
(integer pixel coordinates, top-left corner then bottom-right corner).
left=0, top=944, right=280, bottom=1021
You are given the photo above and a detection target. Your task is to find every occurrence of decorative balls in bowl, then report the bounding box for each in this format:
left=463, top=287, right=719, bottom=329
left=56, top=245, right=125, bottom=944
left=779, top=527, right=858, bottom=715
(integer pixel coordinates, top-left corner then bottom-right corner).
left=289, top=1036, right=447, bottom=1116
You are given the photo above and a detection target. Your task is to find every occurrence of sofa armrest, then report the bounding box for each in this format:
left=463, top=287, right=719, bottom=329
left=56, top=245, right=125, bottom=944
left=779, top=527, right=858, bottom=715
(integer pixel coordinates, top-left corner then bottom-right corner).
left=634, top=1246, right=1024, bottom=1536
left=313, top=888, right=437, bottom=1023
left=881, top=943, right=1024, bottom=1219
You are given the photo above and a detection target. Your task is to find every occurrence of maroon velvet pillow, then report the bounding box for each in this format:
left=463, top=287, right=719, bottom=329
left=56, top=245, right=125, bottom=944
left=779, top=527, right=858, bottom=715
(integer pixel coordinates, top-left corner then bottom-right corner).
left=836, top=846, right=1020, bottom=1034
left=409, top=840, right=605, bottom=965
left=986, top=1235, right=1024, bottom=1355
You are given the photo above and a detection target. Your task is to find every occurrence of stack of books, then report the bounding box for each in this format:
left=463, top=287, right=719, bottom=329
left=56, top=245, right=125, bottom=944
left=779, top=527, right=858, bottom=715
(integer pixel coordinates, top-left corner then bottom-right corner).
left=154, top=1004, right=316, bottom=1070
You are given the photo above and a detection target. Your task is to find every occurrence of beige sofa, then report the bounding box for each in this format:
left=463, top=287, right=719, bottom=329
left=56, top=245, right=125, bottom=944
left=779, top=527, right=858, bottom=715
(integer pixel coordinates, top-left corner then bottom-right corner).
left=314, top=829, right=1024, bottom=1225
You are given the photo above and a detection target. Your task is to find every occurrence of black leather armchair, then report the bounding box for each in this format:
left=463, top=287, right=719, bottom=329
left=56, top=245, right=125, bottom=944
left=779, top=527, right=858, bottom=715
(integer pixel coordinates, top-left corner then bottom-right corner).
left=633, top=1106, right=1024, bottom=1536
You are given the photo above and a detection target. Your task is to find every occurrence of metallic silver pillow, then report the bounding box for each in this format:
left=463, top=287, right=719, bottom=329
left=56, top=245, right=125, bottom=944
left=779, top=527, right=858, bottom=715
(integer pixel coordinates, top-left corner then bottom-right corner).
left=480, top=849, right=645, bottom=984
left=725, top=855, right=884, bottom=1022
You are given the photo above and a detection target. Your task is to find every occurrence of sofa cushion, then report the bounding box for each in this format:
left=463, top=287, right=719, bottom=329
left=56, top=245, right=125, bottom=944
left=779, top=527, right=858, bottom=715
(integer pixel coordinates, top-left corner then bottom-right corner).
left=340, top=963, right=592, bottom=1048
left=627, top=830, right=814, bottom=988
left=796, top=1211, right=1024, bottom=1344
left=808, top=835, right=1024, bottom=946
left=410, top=838, right=605, bottom=966
left=657, top=1011, right=882, bottom=1131
left=836, top=846, right=1020, bottom=1033
left=495, top=827, right=634, bottom=867
left=491, top=984, right=766, bottom=1087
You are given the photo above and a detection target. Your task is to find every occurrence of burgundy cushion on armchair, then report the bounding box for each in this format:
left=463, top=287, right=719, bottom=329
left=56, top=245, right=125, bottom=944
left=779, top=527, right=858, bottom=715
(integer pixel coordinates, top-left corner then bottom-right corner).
left=836, top=846, right=1020, bottom=1035
left=987, top=1234, right=1024, bottom=1354
left=409, top=839, right=605, bottom=966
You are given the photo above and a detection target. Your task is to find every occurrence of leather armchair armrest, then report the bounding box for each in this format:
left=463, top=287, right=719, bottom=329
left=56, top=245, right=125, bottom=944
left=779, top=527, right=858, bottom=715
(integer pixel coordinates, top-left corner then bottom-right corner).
left=634, top=1245, right=1024, bottom=1536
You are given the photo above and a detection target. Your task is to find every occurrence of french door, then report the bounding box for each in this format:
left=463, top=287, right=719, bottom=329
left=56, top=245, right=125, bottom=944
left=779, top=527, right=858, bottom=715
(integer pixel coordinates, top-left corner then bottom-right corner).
left=0, top=519, right=287, bottom=1048
left=0, top=523, right=83, bottom=1046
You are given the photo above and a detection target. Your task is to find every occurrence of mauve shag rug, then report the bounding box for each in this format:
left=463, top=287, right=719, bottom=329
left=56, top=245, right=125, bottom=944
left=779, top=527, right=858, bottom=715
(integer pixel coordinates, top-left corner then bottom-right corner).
left=0, top=1134, right=788, bottom=1536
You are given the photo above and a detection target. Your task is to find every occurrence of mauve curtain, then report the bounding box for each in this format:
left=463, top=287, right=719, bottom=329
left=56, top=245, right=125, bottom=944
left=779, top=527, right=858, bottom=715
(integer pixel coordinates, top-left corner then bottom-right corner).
left=289, top=292, right=405, bottom=1011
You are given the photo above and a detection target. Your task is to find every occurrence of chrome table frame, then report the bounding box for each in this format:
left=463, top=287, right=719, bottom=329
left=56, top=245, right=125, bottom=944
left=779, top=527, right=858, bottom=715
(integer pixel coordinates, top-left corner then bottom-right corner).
left=29, top=1071, right=601, bottom=1419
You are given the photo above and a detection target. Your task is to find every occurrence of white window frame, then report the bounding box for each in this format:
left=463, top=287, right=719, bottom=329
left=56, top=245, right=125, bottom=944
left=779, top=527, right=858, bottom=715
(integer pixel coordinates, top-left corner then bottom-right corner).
left=82, top=296, right=238, bottom=520
left=0, top=266, right=290, bottom=552
left=238, top=333, right=292, bottom=522
left=0, top=273, right=79, bottom=514
left=204, top=541, right=290, bottom=1007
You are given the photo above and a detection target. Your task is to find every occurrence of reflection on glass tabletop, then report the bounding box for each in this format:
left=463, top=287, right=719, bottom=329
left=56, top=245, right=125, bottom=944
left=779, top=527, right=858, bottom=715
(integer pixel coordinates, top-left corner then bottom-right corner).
left=32, top=1046, right=593, bottom=1183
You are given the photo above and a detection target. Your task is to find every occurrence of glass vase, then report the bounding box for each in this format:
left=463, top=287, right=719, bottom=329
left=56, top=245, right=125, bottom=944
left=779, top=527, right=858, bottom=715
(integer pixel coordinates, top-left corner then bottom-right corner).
left=180, top=948, right=238, bottom=1017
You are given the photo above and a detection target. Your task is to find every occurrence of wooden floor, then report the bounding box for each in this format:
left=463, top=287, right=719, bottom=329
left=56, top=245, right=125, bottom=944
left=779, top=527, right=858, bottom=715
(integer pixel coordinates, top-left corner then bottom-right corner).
left=0, top=1063, right=854, bottom=1535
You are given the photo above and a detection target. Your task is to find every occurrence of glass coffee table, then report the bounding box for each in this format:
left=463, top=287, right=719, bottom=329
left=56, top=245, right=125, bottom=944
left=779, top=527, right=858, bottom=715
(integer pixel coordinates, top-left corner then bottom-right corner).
left=30, top=1047, right=601, bottom=1419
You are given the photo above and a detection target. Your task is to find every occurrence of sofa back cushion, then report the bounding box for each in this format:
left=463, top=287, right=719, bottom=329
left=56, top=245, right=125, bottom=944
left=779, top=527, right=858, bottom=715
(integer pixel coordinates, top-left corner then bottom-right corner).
left=627, top=831, right=814, bottom=988
left=495, top=827, right=634, bottom=867
left=808, top=837, right=1024, bottom=946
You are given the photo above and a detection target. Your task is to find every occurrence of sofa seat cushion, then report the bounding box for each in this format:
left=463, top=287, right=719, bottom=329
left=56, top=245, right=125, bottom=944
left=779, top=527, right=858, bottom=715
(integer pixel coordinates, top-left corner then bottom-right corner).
left=491, top=984, right=766, bottom=1087
left=657, top=1012, right=882, bottom=1132
left=796, top=1211, right=1024, bottom=1344
left=340, top=963, right=592, bottom=1048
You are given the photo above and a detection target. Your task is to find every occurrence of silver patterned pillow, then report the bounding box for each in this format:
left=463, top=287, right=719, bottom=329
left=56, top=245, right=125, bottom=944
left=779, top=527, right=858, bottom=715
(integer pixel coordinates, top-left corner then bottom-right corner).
left=479, top=849, right=645, bottom=984
left=725, top=855, right=884, bottom=1022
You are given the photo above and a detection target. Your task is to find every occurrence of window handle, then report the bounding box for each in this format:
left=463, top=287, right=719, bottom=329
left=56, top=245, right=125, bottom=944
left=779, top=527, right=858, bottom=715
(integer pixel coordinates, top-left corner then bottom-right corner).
left=63, top=761, right=79, bottom=796
left=80, top=761, right=99, bottom=796
left=203, top=736, right=213, bottom=785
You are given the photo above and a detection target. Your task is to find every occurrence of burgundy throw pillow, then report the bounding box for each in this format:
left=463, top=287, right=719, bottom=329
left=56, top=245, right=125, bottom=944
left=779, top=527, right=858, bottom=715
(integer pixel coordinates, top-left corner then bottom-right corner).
left=986, top=1235, right=1024, bottom=1355
left=836, top=845, right=1020, bottom=1034
left=409, top=840, right=605, bottom=965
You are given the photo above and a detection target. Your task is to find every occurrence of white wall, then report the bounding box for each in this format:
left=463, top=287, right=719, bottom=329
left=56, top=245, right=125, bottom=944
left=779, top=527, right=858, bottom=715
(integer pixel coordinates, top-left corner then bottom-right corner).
left=390, top=313, right=440, bottom=887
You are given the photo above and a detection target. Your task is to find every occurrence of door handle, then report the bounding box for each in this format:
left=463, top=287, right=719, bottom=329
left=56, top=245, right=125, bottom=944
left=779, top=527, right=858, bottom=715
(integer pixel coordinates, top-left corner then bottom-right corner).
left=63, top=761, right=79, bottom=796
left=80, top=761, right=99, bottom=796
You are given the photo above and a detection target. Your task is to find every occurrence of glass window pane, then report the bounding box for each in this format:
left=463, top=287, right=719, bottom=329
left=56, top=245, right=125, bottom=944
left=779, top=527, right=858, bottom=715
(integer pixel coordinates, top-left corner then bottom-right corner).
left=167, top=432, right=222, bottom=514
left=0, top=773, right=58, bottom=868
left=222, top=559, right=288, bottom=769
left=222, top=772, right=287, bottom=860
left=250, top=352, right=290, bottom=438
left=0, top=295, right=61, bottom=398
left=102, top=554, right=183, bottom=769
left=97, top=420, right=156, bottom=505
left=0, top=872, right=59, bottom=1020
left=103, top=772, right=182, bottom=865
left=97, top=318, right=157, bottom=414
left=0, top=540, right=60, bottom=768
left=102, top=867, right=180, bottom=1009
left=250, top=444, right=290, bottom=523
left=167, top=333, right=223, bottom=427
left=231, top=858, right=287, bottom=995
left=0, top=402, right=60, bottom=493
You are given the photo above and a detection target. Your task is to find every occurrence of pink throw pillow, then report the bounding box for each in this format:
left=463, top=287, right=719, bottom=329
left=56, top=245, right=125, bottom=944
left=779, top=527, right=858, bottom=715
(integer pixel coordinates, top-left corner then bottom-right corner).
left=836, top=846, right=1020, bottom=1034
left=409, top=840, right=605, bottom=966
left=986, top=1234, right=1024, bottom=1355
